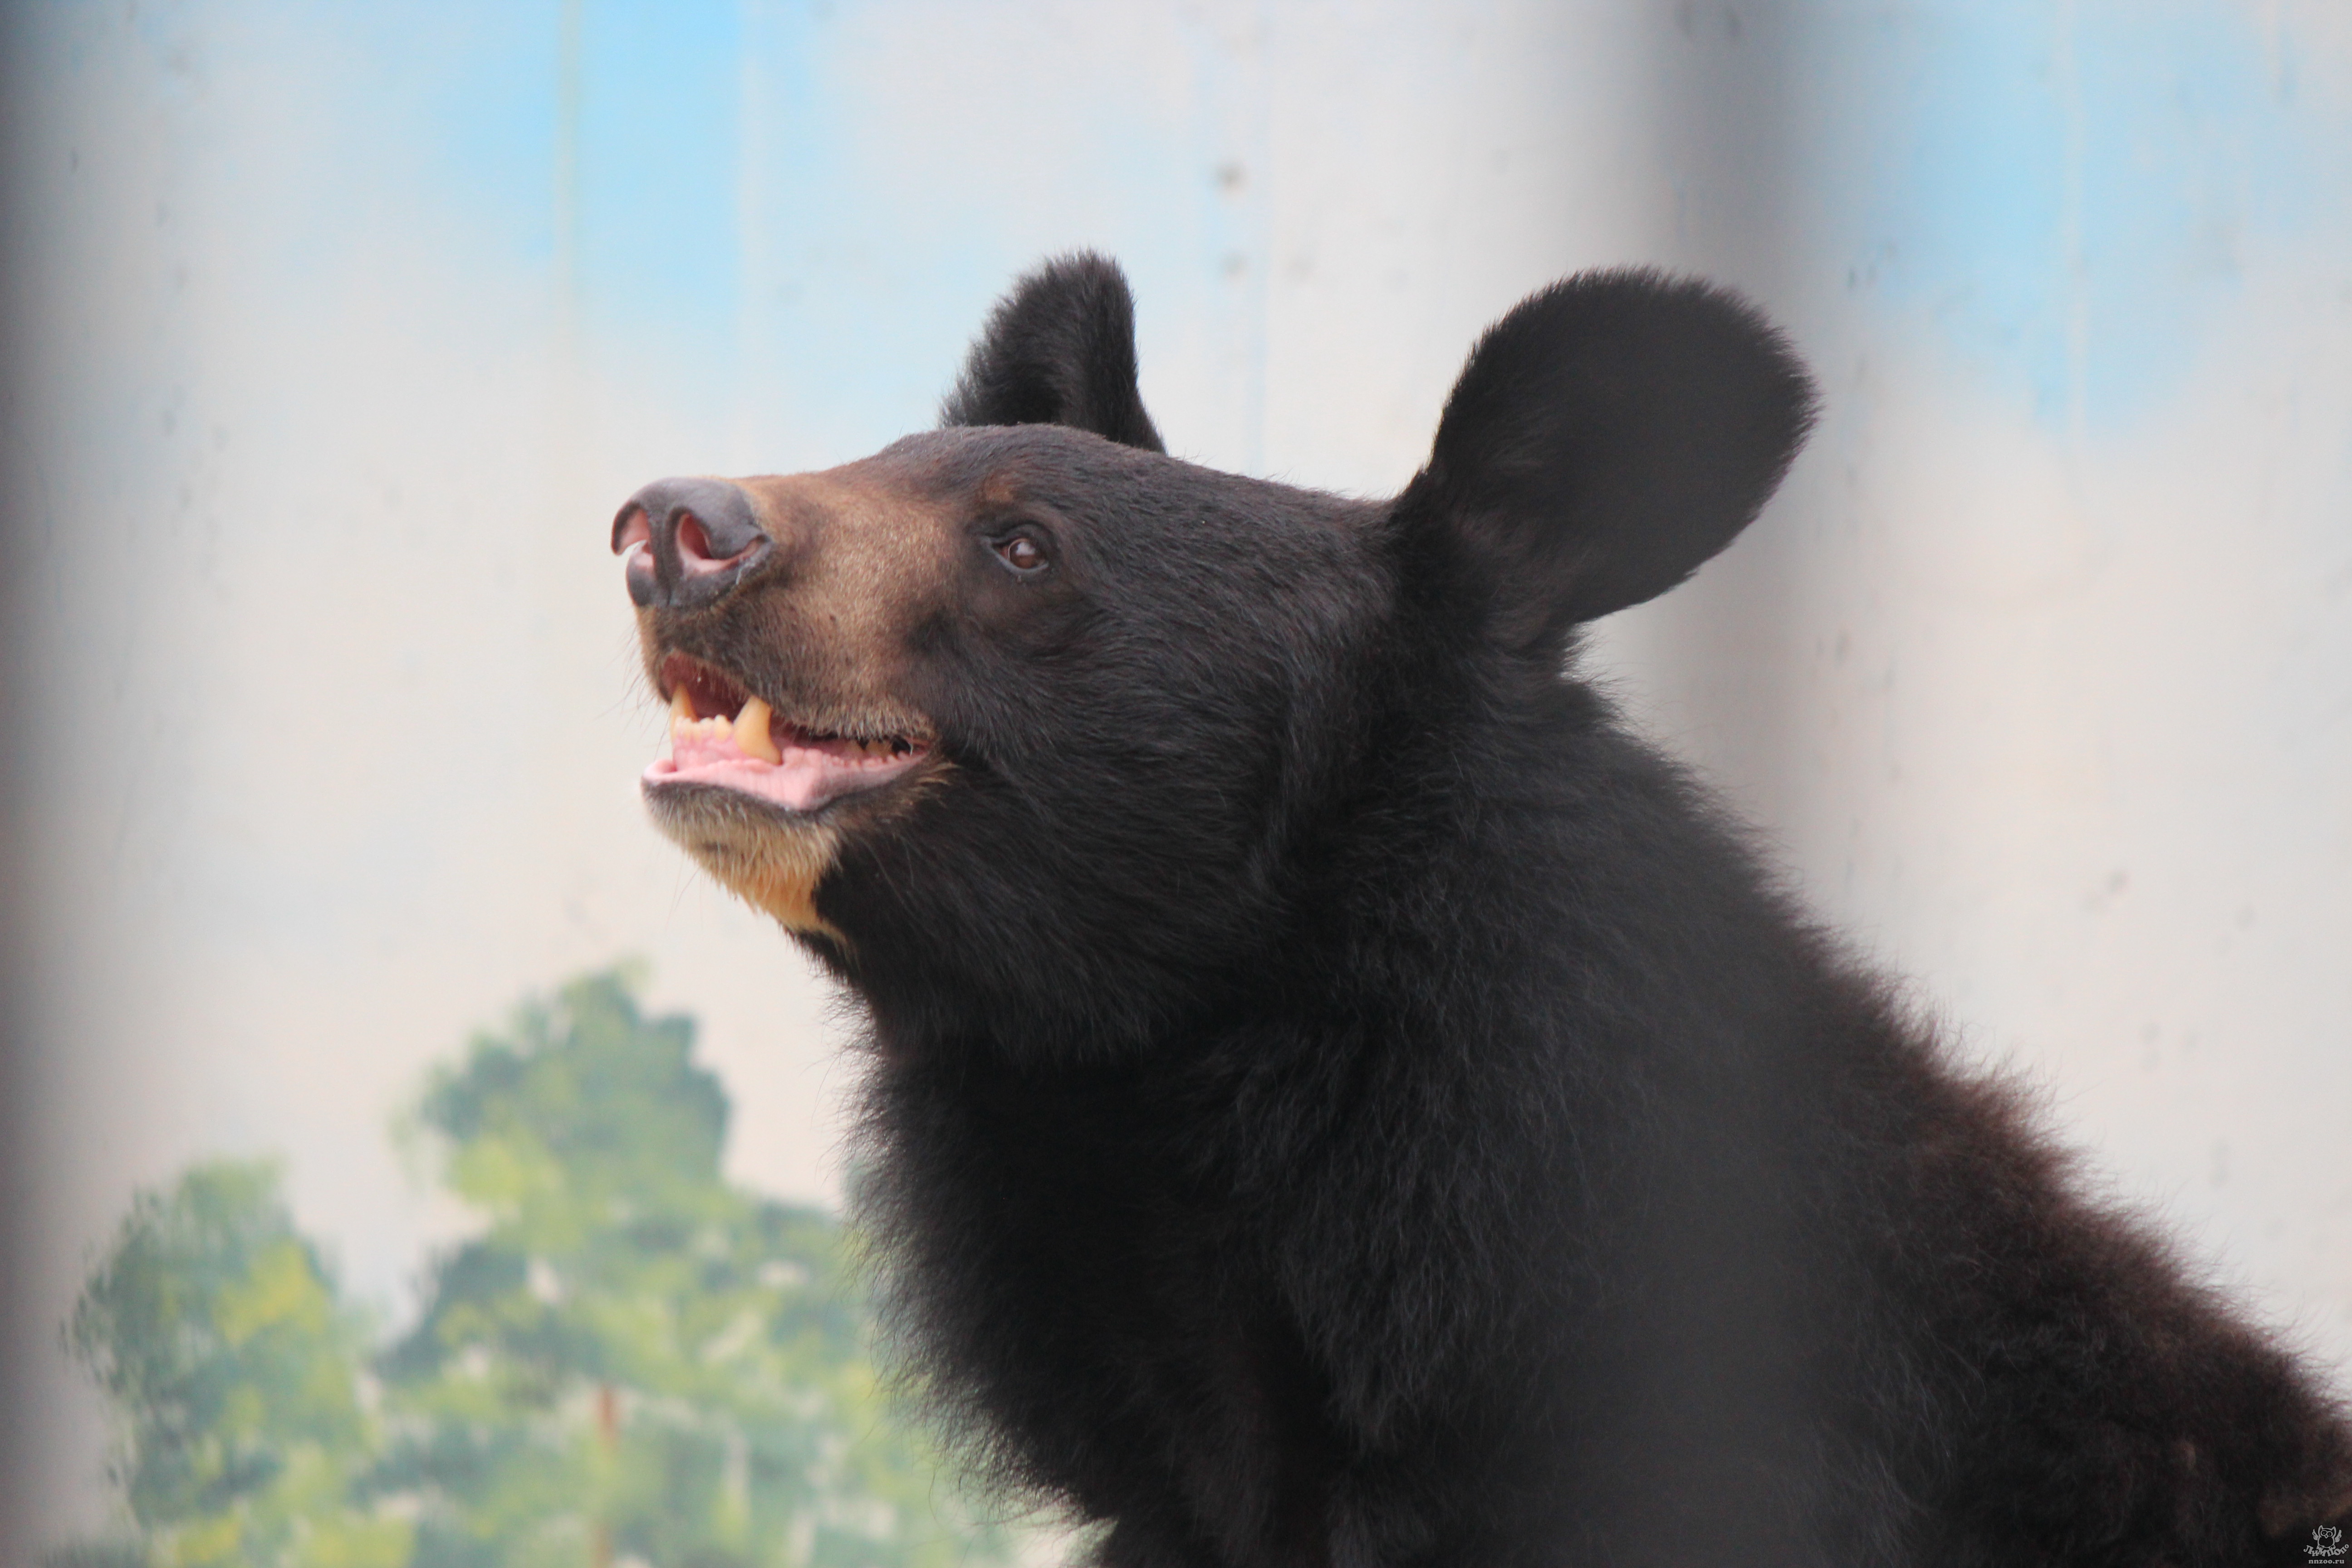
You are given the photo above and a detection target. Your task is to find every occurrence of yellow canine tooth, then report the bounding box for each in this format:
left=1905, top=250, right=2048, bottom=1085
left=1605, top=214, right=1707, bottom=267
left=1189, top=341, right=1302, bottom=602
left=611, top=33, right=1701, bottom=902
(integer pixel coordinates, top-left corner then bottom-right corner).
left=669, top=685, right=695, bottom=738
left=734, top=695, right=782, bottom=763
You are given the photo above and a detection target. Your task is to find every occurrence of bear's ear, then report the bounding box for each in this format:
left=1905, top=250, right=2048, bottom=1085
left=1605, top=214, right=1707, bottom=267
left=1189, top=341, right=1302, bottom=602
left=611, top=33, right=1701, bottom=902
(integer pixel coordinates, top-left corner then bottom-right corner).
left=940, top=252, right=1167, bottom=453
left=1397, top=270, right=1817, bottom=652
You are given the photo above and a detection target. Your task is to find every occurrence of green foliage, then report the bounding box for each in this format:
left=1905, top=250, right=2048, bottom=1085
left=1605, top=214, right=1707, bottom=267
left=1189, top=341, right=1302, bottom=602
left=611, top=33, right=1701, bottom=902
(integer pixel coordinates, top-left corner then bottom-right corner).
left=59, top=1161, right=411, bottom=1567
left=378, top=970, right=1004, bottom=1568
left=59, top=970, right=1010, bottom=1568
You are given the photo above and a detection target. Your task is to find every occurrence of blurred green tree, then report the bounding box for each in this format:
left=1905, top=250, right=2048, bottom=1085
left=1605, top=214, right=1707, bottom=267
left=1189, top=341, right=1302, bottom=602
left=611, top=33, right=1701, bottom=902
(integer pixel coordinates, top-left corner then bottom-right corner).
left=57, top=969, right=1010, bottom=1568
left=373, top=968, right=1005, bottom=1568
left=57, top=1160, right=411, bottom=1567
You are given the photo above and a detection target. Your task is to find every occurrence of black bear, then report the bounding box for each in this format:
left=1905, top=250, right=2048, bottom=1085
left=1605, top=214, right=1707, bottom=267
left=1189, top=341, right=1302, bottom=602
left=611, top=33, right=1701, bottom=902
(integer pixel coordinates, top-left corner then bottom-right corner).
left=610, top=254, right=2352, bottom=1565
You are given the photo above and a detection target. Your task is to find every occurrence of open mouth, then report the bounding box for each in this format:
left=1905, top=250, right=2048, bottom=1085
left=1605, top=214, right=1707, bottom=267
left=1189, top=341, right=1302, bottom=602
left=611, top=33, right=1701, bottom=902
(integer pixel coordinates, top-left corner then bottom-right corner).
left=644, top=652, right=934, bottom=814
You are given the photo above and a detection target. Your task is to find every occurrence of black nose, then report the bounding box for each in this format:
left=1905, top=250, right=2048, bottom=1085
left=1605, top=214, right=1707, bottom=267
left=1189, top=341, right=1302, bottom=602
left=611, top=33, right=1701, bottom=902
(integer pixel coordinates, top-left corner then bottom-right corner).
left=610, top=477, right=773, bottom=611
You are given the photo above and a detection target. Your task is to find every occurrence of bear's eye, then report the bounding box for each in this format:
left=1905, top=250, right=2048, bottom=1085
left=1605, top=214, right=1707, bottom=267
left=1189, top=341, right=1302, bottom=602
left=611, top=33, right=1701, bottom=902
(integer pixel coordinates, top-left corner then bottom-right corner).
left=992, top=534, right=1049, bottom=575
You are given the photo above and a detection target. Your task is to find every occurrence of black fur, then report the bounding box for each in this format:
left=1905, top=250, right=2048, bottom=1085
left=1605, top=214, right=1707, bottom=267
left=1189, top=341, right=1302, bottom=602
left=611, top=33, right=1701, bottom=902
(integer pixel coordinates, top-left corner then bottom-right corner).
left=1406, top=269, right=1818, bottom=644
left=743, top=256, right=2352, bottom=1563
left=941, top=252, right=1167, bottom=452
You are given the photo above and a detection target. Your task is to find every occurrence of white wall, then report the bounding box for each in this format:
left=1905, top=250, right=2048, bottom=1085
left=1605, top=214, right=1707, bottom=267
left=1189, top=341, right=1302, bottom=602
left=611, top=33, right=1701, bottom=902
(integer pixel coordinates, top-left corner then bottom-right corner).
left=4, top=2, right=2348, bottom=1553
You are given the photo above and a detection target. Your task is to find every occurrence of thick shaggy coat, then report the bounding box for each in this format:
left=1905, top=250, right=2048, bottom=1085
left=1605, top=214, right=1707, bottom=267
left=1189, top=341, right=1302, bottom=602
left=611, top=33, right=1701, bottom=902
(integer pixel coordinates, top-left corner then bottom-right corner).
left=613, top=255, right=2352, bottom=1565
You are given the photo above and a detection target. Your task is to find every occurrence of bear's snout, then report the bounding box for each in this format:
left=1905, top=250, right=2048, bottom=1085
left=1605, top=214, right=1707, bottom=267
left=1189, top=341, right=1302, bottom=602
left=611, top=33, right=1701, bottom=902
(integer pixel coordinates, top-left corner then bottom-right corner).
left=612, top=475, right=774, bottom=612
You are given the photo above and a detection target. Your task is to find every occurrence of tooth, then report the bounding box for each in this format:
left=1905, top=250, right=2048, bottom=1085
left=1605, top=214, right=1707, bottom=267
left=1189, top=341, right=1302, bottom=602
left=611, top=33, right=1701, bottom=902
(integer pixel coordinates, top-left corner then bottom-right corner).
left=734, top=696, right=781, bottom=763
left=670, top=686, right=694, bottom=736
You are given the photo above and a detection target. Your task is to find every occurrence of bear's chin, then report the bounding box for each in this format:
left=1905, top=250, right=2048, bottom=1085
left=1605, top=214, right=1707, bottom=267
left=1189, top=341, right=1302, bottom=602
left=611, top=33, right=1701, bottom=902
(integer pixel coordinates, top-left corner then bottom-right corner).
left=642, top=768, right=945, bottom=941
left=640, top=779, right=852, bottom=938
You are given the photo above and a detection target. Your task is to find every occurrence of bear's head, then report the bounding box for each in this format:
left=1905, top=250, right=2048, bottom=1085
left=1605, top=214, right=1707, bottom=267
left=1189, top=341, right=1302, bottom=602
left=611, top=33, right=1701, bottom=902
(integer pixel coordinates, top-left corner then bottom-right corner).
left=612, top=254, right=1814, bottom=1058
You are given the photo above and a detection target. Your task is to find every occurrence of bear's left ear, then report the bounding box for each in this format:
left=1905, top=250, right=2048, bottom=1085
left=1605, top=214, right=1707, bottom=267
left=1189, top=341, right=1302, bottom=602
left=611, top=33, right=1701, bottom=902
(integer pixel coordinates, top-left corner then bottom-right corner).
left=1397, top=270, right=1817, bottom=653
left=940, top=252, right=1166, bottom=453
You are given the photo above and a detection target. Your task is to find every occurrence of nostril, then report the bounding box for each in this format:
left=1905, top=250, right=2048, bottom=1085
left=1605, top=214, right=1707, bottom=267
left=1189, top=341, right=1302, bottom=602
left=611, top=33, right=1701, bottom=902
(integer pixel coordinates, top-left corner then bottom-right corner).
left=673, top=506, right=764, bottom=577
left=611, top=503, right=652, bottom=555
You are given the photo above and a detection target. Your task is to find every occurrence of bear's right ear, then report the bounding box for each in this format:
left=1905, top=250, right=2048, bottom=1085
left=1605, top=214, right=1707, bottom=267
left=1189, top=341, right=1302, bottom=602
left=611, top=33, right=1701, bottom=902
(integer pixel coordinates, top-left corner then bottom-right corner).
left=1396, top=270, right=1817, bottom=655
left=940, top=253, right=1166, bottom=453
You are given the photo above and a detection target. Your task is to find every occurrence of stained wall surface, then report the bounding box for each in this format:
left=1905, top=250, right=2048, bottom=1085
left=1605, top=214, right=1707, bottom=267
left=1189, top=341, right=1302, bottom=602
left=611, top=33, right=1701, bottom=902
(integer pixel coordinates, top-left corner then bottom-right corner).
left=4, top=2, right=2349, bottom=1553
